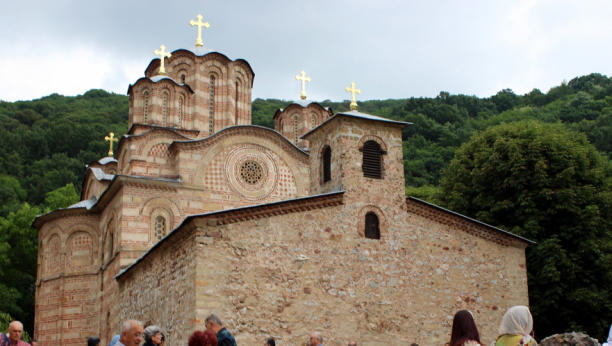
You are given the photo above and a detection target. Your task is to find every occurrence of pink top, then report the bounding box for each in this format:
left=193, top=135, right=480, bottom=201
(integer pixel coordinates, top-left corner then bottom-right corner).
left=10, top=339, right=30, bottom=346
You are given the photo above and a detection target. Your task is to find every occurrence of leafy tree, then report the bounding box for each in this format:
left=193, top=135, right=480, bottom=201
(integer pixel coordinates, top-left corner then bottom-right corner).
left=0, top=203, right=41, bottom=333
left=439, top=120, right=612, bottom=340
left=44, top=183, right=80, bottom=212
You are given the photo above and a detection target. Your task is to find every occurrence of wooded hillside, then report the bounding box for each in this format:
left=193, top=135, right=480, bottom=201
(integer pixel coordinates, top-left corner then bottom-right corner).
left=2, top=73, right=612, bottom=338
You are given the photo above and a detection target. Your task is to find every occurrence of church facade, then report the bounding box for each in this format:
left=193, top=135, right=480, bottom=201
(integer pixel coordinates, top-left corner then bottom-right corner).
left=32, top=19, right=533, bottom=346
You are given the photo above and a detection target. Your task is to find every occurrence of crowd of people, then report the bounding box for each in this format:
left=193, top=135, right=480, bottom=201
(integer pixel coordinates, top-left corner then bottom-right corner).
left=0, top=306, right=553, bottom=346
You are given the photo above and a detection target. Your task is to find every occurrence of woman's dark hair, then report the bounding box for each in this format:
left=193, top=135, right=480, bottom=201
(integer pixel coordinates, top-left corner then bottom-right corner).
left=266, top=339, right=276, bottom=346
left=450, top=310, right=480, bottom=346
left=189, top=330, right=218, bottom=346
left=87, top=336, right=101, bottom=346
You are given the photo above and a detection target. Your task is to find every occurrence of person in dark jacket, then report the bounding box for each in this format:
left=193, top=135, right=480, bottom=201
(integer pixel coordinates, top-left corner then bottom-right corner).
left=87, top=337, right=100, bottom=346
left=143, top=326, right=163, bottom=346
left=205, top=315, right=236, bottom=346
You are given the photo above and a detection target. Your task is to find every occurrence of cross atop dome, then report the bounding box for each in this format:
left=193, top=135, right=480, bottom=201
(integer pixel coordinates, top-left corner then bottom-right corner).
left=190, top=14, right=210, bottom=47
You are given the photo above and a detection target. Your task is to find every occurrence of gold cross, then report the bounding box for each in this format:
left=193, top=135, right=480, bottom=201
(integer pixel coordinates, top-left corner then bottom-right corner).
left=295, top=70, right=311, bottom=100
left=104, top=132, right=119, bottom=157
left=154, top=45, right=172, bottom=75
left=345, top=82, right=361, bottom=110
left=190, top=14, right=210, bottom=47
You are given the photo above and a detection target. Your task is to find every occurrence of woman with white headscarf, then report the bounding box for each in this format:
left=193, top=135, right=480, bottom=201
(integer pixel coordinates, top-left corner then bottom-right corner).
left=490, top=306, right=537, bottom=346
left=602, top=324, right=612, bottom=346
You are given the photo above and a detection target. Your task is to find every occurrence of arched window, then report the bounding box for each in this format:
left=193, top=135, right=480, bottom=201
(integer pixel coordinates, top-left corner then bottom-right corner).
left=311, top=113, right=317, bottom=129
left=235, top=81, right=240, bottom=125
left=181, top=74, right=186, bottom=84
left=293, top=115, right=299, bottom=144
left=178, top=96, right=184, bottom=127
left=365, top=212, right=380, bottom=239
left=143, top=91, right=149, bottom=123
left=322, top=145, right=331, bottom=183
left=162, top=91, right=169, bottom=127
left=154, top=216, right=166, bottom=240
left=209, top=75, right=215, bottom=135
left=362, top=140, right=382, bottom=179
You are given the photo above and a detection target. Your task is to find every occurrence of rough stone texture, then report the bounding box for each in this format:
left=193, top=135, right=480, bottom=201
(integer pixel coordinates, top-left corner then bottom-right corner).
left=540, top=333, right=601, bottom=346
left=34, top=47, right=532, bottom=346
left=116, top=115, right=530, bottom=346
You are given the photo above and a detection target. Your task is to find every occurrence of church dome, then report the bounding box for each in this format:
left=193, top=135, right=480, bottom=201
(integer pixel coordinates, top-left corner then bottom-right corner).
left=98, top=157, right=118, bottom=165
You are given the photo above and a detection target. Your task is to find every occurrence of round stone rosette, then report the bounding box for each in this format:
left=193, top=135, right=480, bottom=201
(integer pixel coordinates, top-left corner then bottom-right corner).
left=224, top=145, right=278, bottom=201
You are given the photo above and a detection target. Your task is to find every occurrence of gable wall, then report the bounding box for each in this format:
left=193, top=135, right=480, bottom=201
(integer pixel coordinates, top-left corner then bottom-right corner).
left=117, top=198, right=528, bottom=346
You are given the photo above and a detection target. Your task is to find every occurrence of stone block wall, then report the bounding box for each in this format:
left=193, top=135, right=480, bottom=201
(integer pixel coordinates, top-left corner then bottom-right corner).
left=117, top=191, right=529, bottom=346
left=116, top=225, right=199, bottom=346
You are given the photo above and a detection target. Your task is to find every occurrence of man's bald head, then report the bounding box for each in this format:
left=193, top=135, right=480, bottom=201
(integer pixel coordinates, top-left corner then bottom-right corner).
left=8, top=321, right=23, bottom=343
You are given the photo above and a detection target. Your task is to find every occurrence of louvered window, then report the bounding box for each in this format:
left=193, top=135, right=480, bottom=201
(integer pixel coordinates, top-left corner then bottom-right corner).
left=311, top=114, right=317, bottom=128
left=322, top=146, right=331, bottom=183
left=365, top=212, right=380, bottom=239
left=362, top=140, right=382, bottom=179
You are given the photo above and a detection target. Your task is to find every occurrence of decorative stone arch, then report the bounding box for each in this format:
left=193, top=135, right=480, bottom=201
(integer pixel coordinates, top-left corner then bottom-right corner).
left=65, top=231, right=95, bottom=270
left=43, top=227, right=65, bottom=251
left=138, top=133, right=182, bottom=157
left=357, top=135, right=388, bottom=152
left=148, top=206, right=174, bottom=243
left=44, top=232, right=63, bottom=276
left=120, top=148, right=129, bottom=173
left=204, top=64, right=225, bottom=81
left=102, top=210, right=119, bottom=262
left=194, top=133, right=308, bottom=197
left=357, top=205, right=388, bottom=240
left=139, top=196, right=181, bottom=218
left=140, top=197, right=179, bottom=243
left=83, top=174, right=97, bottom=200
left=65, top=223, right=100, bottom=255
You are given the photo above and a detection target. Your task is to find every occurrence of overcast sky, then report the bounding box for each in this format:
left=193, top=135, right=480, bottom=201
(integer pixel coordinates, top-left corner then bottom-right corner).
left=1, top=0, right=612, bottom=103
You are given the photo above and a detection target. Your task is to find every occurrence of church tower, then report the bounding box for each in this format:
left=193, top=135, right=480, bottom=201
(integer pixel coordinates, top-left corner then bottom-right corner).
left=273, top=71, right=333, bottom=149
left=127, top=16, right=254, bottom=137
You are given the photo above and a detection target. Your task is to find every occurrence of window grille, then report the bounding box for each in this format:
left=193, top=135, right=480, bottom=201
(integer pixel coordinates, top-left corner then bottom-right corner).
left=322, top=146, right=331, bottom=183
left=178, top=96, right=183, bottom=126
left=235, top=81, right=240, bottom=125
left=143, top=91, right=149, bottom=123
left=311, top=114, right=316, bottom=129
left=154, top=217, right=166, bottom=240
left=181, top=74, right=186, bottom=84
left=209, top=75, right=215, bottom=135
left=162, top=91, right=168, bottom=126
left=293, top=115, right=299, bottom=144
left=362, top=140, right=382, bottom=179
left=365, top=212, right=380, bottom=239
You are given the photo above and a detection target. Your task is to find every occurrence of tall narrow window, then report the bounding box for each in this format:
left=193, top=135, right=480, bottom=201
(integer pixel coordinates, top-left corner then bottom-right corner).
left=143, top=91, right=149, bottom=123
left=365, top=212, right=380, bottom=239
left=311, top=113, right=317, bottom=129
left=162, top=91, right=169, bottom=127
left=362, top=140, right=382, bottom=179
left=209, top=75, right=215, bottom=135
left=181, top=74, right=186, bottom=84
left=178, top=96, right=184, bottom=127
left=322, top=146, right=331, bottom=183
left=293, top=115, right=299, bottom=144
left=154, top=216, right=167, bottom=240
left=235, top=81, right=240, bottom=125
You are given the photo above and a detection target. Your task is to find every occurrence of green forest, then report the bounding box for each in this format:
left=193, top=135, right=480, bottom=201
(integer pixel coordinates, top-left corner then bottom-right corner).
left=1, top=73, right=612, bottom=341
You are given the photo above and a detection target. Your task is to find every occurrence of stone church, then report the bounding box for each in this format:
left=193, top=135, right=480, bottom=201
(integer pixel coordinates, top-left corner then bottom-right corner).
left=32, top=15, right=533, bottom=346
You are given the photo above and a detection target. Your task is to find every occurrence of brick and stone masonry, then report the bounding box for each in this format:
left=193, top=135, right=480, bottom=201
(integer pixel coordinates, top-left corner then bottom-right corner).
left=33, top=44, right=533, bottom=346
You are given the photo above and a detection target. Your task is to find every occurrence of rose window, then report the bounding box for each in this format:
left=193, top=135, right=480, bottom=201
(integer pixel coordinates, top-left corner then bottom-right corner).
left=240, top=160, right=264, bottom=185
